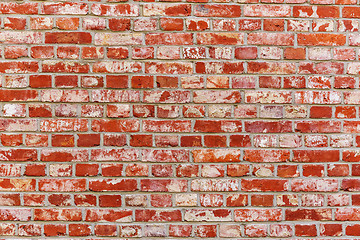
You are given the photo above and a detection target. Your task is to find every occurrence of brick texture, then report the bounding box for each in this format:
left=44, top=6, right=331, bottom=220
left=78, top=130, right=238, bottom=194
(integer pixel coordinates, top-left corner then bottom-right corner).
left=0, top=0, right=359, bottom=238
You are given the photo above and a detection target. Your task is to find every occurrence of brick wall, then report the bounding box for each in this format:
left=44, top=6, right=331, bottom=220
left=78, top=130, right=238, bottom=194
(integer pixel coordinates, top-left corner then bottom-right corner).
left=0, top=0, right=359, bottom=238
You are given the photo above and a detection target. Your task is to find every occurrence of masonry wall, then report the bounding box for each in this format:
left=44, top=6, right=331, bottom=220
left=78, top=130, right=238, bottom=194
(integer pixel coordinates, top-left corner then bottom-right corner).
left=0, top=0, right=359, bottom=238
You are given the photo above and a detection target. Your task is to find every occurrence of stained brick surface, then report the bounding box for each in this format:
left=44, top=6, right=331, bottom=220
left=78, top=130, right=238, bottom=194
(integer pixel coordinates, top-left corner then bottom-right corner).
left=0, top=0, right=359, bottom=238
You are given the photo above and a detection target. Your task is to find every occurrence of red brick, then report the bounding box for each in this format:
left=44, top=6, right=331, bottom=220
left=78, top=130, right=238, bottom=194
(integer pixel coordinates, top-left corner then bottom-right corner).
left=34, top=209, right=81, bottom=221
left=145, top=62, right=192, bottom=74
left=143, top=120, right=191, bottom=132
left=244, top=5, right=290, bottom=17
left=248, top=62, right=296, bottom=74
left=295, top=224, right=317, bottom=237
left=85, top=209, right=132, bottom=222
left=248, top=33, right=294, bottom=45
left=343, top=7, right=360, bottom=18
left=56, top=17, right=79, bottom=30
left=144, top=4, right=191, bottom=16
left=239, top=19, right=261, bottom=30
left=292, top=179, right=338, bottom=192
left=89, top=179, right=137, bottom=192
left=77, top=134, right=100, bottom=147
left=82, top=47, right=104, bottom=60
left=95, top=225, right=117, bottom=237
left=196, top=62, right=244, bottom=74
left=242, top=179, right=288, bottom=192
left=91, top=149, right=138, bottom=162
left=109, top=18, right=131, bottom=31
left=187, top=19, right=209, bottom=31
left=194, top=4, right=241, bottom=17
left=101, top=164, right=123, bottom=177
left=293, top=150, right=339, bottom=162
left=251, top=195, right=274, bottom=206
left=320, top=224, right=342, bottom=236
left=99, top=195, right=122, bottom=207
left=305, top=135, right=326, bottom=147
left=286, top=209, right=331, bottom=221
left=25, top=164, right=45, bottom=177
left=19, top=224, right=41, bottom=236
left=92, top=119, right=139, bottom=132
left=234, top=209, right=282, bottom=221
left=294, top=6, right=339, bottom=18
left=298, top=34, right=346, bottom=46
left=161, top=18, right=183, bottom=31
left=264, top=19, right=284, bottom=31
left=103, top=134, right=127, bottom=147
left=45, top=32, right=91, bottom=44
left=146, top=33, right=192, bottom=45
left=226, top=194, right=248, bottom=206
left=4, top=17, right=26, bottom=30
left=126, top=164, right=149, bottom=177
left=91, top=4, right=138, bottom=16
left=235, top=47, right=257, bottom=59
left=197, top=33, right=244, bottom=45
left=131, top=76, right=154, bottom=89
left=194, top=120, right=242, bottom=132
left=44, top=224, right=66, bottom=236
left=141, top=179, right=187, bottom=192
left=75, top=164, right=99, bottom=177
left=0, top=2, right=38, bottom=14
left=42, top=2, right=88, bottom=15
left=302, top=164, right=325, bottom=177
left=310, top=106, right=332, bottom=118
left=136, top=209, right=182, bottom=222
left=169, top=225, right=192, bottom=237
left=195, top=225, right=217, bottom=237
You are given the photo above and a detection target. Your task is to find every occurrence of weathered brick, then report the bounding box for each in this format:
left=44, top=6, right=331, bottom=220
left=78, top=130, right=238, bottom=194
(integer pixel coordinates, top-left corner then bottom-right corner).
left=0, top=0, right=358, bottom=236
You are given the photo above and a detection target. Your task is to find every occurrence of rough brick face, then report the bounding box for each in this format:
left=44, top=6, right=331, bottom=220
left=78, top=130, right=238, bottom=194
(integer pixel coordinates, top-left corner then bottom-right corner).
left=0, top=0, right=358, bottom=238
